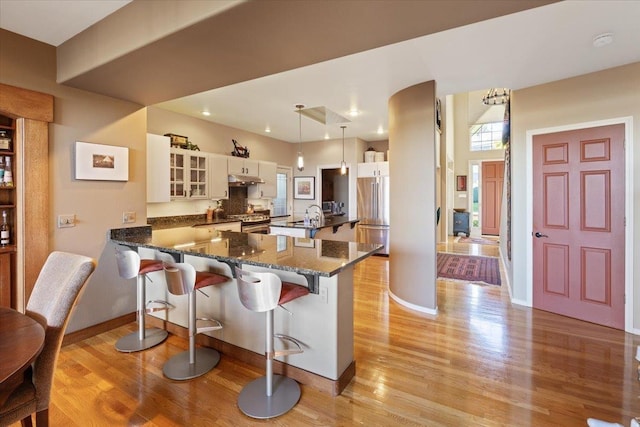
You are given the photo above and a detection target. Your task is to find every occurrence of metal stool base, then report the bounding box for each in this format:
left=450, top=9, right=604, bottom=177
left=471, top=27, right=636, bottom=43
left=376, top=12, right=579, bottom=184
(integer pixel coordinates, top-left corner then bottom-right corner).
left=238, top=375, right=301, bottom=419
left=115, top=328, right=168, bottom=353
left=163, top=348, right=220, bottom=380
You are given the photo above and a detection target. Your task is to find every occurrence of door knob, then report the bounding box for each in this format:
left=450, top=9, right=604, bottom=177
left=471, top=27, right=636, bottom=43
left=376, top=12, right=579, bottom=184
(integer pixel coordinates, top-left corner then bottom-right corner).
left=534, top=232, right=548, bottom=238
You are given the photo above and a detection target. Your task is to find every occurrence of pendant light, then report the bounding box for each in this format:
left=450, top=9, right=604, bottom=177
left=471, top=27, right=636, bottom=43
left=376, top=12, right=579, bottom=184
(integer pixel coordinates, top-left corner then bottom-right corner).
left=340, top=125, right=347, bottom=175
left=295, top=104, right=304, bottom=171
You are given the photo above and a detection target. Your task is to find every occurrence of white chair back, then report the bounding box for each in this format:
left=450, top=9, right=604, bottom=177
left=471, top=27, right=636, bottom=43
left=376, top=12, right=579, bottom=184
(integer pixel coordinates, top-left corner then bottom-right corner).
left=235, top=267, right=282, bottom=313
left=164, top=262, right=196, bottom=296
left=115, top=246, right=141, bottom=280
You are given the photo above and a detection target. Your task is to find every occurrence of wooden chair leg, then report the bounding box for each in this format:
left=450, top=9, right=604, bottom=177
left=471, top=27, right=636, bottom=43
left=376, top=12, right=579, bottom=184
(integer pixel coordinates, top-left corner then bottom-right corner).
left=35, top=408, right=48, bottom=427
left=20, top=414, right=33, bottom=427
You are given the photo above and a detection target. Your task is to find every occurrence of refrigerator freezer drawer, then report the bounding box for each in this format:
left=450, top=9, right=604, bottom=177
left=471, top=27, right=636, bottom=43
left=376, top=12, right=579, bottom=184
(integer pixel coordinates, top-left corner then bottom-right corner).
left=356, top=224, right=389, bottom=255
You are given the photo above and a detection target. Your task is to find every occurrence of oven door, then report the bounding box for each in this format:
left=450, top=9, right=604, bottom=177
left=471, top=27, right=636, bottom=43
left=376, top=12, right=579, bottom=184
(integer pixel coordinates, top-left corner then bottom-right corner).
left=242, top=222, right=270, bottom=234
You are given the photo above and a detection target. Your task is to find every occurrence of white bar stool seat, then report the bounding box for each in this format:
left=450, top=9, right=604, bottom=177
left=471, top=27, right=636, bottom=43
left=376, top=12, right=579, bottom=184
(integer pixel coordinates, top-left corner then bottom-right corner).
left=235, top=267, right=310, bottom=419
left=115, top=246, right=171, bottom=352
left=162, top=261, right=229, bottom=380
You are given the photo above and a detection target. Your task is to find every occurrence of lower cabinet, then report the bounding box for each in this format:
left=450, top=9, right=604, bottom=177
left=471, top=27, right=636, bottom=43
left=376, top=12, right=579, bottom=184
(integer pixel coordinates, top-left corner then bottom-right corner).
left=453, top=211, right=470, bottom=237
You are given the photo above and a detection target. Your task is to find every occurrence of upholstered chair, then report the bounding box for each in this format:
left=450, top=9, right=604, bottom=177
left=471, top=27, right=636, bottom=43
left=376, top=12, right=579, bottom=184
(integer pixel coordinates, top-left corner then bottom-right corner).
left=0, top=251, right=96, bottom=427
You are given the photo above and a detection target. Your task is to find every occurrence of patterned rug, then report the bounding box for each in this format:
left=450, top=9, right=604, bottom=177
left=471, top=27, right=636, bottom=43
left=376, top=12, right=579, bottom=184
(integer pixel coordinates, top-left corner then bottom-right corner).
left=436, top=253, right=501, bottom=286
left=455, top=236, right=499, bottom=245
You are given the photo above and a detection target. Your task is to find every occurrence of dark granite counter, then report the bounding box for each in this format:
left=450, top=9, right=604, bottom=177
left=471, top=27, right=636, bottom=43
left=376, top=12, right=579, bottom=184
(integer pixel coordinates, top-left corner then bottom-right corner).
left=110, top=226, right=381, bottom=292
left=148, top=215, right=241, bottom=230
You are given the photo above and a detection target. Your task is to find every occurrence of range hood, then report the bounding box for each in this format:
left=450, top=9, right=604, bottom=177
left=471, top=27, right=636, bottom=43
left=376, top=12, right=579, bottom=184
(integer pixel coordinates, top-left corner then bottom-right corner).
left=228, top=174, right=264, bottom=186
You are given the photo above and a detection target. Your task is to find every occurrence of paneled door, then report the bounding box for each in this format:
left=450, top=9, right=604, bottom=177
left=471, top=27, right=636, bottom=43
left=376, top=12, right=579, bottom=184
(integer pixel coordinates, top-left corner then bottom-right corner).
left=481, top=160, right=503, bottom=235
left=532, top=124, right=625, bottom=329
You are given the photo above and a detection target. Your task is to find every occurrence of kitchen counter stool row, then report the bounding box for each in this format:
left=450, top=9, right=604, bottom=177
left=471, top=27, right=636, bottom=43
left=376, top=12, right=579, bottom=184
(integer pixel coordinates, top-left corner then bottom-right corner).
left=114, top=245, right=309, bottom=419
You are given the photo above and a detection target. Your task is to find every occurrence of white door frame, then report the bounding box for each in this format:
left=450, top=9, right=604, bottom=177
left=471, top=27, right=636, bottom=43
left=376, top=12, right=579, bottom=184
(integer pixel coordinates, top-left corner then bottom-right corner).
left=525, top=116, right=634, bottom=333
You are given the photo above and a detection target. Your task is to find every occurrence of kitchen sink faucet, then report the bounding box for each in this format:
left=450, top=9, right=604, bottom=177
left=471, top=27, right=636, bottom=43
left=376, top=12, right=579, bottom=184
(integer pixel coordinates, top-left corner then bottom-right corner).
left=307, top=204, right=324, bottom=226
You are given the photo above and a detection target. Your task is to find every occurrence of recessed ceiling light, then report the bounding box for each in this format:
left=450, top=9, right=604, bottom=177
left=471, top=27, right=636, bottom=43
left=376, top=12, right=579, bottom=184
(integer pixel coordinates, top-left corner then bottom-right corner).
left=201, top=111, right=211, bottom=116
left=349, top=109, right=359, bottom=117
left=265, top=126, right=271, bottom=133
left=377, top=126, right=384, bottom=135
left=593, top=32, right=614, bottom=48
left=324, top=133, right=330, bottom=140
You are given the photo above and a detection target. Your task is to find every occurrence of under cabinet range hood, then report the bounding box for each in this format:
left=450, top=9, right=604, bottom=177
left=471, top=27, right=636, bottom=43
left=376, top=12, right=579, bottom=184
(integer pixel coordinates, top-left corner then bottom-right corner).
left=228, top=174, right=264, bottom=186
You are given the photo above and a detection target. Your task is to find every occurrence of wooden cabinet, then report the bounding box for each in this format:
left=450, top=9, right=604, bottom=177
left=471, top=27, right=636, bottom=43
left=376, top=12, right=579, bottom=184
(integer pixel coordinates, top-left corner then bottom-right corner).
left=147, top=134, right=170, bottom=203
left=248, top=160, right=277, bottom=199
left=228, top=156, right=258, bottom=176
left=0, top=84, right=52, bottom=310
left=0, top=115, right=15, bottom=308
left=209, top=154, right=229, bottom=200
left=357, top=161, right=389, bottom=178
left=170, top=148, right=208, bottom=199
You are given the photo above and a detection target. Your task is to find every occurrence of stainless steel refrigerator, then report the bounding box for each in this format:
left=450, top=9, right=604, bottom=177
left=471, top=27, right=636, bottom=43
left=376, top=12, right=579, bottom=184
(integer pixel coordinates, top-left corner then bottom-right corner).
left=356, top=175, right=390, bottom=255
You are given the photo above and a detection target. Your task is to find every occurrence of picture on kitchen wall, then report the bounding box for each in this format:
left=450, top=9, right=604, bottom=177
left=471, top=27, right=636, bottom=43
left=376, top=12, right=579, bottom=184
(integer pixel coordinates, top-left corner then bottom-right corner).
left=294, top=176, right=315, bottom=200
left=75, top=141, right=129, bottom=181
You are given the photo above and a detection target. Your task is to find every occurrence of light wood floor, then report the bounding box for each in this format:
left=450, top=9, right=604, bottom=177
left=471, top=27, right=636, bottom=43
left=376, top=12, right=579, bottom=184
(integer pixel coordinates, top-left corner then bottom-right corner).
left=15, top=238, right=640, bottom=426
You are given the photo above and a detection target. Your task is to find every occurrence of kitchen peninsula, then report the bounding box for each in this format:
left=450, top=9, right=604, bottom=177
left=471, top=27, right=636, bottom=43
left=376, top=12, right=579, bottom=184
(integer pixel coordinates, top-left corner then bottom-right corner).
left=270, top=216, right=360, bottom=240
left=110, top=225, right=381, bottom=395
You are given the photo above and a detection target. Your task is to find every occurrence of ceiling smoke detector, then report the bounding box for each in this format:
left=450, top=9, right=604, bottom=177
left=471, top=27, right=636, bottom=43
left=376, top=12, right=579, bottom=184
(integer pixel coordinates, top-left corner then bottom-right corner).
left=297, top=106, right=350, bottom=125
left=593, top=32, right=614, bottom=48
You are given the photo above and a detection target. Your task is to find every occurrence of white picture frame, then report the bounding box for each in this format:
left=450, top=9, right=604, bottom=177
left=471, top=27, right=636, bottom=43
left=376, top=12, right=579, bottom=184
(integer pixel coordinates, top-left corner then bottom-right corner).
left=75, top=141, right=129, bottom=181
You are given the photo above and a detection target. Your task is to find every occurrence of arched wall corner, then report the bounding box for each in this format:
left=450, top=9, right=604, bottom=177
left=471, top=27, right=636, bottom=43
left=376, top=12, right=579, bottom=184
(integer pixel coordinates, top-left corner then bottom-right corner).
left=388, top=80, right=438, bottom=311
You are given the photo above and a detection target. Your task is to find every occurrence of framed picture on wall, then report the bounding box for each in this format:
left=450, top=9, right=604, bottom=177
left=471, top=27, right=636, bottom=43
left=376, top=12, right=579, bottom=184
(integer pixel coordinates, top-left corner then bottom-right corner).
left=75, top=141, right=129, bottom=181
left=456, top=175, right=467, bottom=192
left=294, top=176, right=315, bottom=199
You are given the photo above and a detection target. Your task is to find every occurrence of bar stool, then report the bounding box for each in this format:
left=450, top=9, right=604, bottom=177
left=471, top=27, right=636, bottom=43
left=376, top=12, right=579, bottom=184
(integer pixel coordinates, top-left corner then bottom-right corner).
left=235, top=267, right=310, bottom=419
left=162, top=260, right=229, bottom=380
left=115, top=246, right=172, bottom=352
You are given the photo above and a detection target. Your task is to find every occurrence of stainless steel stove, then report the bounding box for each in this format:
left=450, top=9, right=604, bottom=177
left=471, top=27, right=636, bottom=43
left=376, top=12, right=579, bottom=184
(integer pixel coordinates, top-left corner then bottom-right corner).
left=227, top=213, right=271, bottom=233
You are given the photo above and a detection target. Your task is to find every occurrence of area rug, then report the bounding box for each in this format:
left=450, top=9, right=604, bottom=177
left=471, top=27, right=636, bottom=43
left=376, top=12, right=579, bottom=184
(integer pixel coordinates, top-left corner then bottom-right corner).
left=436, top=253, right=501, bottom=286
left=455, top=236, right=499, bottom=245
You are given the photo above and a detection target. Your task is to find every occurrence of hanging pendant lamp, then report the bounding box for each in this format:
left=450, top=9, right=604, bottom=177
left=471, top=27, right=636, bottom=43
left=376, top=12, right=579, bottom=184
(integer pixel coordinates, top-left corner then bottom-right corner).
left=340, top=125, right=347, bottom=175
left=295, top=104, right=305, bottom=171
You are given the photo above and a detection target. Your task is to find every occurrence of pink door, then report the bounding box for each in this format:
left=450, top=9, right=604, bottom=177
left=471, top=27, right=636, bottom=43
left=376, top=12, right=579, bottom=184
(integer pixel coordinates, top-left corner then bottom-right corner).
left=532, top=124, right=625, bottom=329
left=481, top=161, right=504, bottom=236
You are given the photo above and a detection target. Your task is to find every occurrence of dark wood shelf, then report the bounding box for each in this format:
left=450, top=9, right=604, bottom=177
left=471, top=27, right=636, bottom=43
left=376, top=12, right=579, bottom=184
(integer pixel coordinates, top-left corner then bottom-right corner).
left=0, top=245, right=16, bottom=254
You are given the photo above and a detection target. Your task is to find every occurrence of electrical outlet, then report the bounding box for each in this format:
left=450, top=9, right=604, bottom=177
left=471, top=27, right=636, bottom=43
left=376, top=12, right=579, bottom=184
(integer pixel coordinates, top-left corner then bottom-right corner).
left=319, top=286, right=328, bottom=304
left=122, top=211, right=136, bottom=224
left=58, top=214, right=75, bottom=228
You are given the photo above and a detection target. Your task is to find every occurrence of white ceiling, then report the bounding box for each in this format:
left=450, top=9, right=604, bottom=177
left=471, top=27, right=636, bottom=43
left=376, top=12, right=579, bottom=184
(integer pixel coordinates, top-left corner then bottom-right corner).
left=1, top=1, right=639, bottom=143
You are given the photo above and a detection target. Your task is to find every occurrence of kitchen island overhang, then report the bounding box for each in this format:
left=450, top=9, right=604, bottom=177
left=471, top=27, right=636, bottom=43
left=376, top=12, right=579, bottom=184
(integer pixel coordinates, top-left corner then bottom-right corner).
left=109, top=226, right=381, bottom=395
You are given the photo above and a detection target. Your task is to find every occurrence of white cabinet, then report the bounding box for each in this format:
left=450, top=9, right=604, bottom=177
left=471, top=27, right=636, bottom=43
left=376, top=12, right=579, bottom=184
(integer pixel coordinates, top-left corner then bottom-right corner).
left=209, top=154, right=229, bottom=199
left=170, top=148, right=208, bottom=199
left=248, top=160, right=277, bottom=199
left=147, top=133, right=170, bottom=203
left=357, top=161, right=389, bottom=178
left=194, top=221, right=241, bottom=233
left=228, top=156, right=259, bottom=176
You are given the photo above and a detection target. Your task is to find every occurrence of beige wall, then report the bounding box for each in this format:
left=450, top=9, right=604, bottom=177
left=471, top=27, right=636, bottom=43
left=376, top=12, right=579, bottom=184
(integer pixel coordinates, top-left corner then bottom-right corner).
left=0, top=29, right=148, bottom=332
left=510, top=61, right=640, bottom=332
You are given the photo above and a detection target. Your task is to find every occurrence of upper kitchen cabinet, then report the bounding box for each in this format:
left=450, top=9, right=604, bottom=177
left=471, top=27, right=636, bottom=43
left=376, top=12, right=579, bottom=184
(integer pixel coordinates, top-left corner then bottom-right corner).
left=248, top=160, right=277, bottom=199
left=147, top=134, right=170, bottom=203
left=228, top=156, right=258, bottom=176
left=209, top=154, right=229, bottom=200
left=357, top=161, right=389, bottom=178
left=170, top=148, right=208, bottom=199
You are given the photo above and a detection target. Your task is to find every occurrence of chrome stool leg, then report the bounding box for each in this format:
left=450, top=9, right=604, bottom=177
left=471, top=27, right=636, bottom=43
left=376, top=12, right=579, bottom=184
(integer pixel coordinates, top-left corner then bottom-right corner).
left=237, top=309, right=301, bottom=419
left=163, top=288, right=221, bottom=380
left=116, top=273, right=169, bottom=352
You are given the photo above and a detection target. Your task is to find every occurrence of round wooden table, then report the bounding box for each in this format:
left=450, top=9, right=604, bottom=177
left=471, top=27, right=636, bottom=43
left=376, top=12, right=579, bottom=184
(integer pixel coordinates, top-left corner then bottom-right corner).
left=0, top=307, right=45, bottom=406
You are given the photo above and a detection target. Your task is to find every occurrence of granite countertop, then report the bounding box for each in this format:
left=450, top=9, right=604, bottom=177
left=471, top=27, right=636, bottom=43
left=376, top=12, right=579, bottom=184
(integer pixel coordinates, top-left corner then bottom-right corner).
left=110, top=226, right=381, bottom=279
left=270, top=215, right=360, bottom=231
left=148, top=215, right=241, bottom=230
